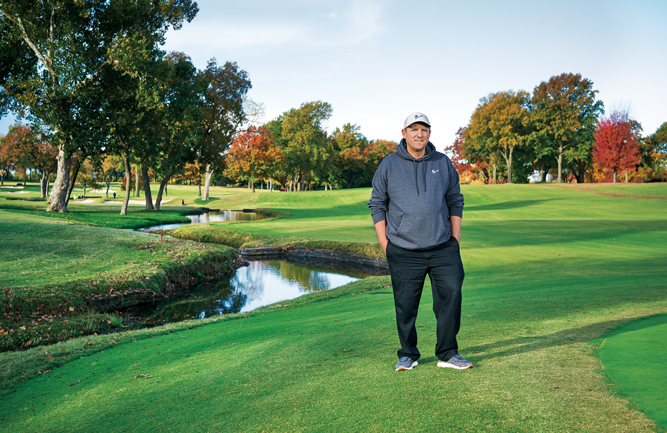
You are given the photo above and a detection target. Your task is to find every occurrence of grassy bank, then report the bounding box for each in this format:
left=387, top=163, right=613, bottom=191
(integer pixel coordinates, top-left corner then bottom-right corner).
left=0, top=209, right=238, bottom=351
left=169, top=223, right=384, bottom=258
left=0, top=183, right=666, bottom=432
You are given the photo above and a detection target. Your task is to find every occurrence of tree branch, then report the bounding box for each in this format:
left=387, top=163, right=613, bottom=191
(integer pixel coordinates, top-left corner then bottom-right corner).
left=13, top=15, right=60, bottom=90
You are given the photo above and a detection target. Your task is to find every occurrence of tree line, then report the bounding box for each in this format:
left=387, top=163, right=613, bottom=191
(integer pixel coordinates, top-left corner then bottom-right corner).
left=0, top=1, right=254, bottom=214
left=0, top=2, right=398, bottom=211
left=445, top=72, right=667, bottom=184
left=223, top=101, right=396, bottom=192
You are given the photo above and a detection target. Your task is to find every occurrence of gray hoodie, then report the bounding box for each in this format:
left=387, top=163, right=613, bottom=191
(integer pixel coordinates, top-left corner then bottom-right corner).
left=367, top=139, right=464, bottom=250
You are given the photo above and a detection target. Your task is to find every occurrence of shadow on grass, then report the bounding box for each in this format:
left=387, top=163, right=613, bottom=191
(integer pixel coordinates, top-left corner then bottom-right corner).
left=456, top=316, right=659, bottom=363
left=464, top=219, right=667, bottom=249
left=465, top=199, right=560, bottom=212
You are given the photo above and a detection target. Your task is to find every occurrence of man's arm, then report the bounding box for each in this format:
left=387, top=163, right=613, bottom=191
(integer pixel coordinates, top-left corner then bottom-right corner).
left=450, top=215, right=461, bottom=243
left=374, top=220, right=389, bottom=255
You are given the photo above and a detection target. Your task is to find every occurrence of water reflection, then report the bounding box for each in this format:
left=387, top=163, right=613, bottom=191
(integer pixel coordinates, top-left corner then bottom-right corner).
left=144, top=210, right=266, bottom=231
left=123, top=260, right=370, bottom=327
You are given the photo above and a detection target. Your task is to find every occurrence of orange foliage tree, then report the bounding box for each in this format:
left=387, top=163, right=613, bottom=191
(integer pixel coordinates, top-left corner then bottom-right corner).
left=224, top=126, right=281, bottom=192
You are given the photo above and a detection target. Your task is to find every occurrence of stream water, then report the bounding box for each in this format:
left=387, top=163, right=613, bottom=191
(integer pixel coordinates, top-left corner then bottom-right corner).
left=145, top=210, right=266, bottom=231
left=123, top=259, right=380, bottom=327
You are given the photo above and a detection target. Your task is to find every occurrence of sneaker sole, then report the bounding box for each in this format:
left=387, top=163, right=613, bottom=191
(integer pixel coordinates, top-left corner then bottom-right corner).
left=396, top=361, right=418, bottom=371
left=437, top=361, right=473, bottom=369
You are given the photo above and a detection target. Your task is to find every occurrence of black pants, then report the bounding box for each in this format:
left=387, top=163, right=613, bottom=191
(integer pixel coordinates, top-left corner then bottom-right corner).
left=386, top=236, right=464, bottom=362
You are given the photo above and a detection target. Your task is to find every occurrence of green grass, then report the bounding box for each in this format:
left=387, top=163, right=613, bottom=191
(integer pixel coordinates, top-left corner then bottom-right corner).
left=0, top=183, right=666, bottom=432
left=599, top=315, right=667, bottom=431
left=0, top=207, right=238, bottom=350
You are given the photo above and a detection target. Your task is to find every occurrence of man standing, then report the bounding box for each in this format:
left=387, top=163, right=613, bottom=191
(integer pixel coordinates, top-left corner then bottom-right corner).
left=368, top=112, right=472, bottom=371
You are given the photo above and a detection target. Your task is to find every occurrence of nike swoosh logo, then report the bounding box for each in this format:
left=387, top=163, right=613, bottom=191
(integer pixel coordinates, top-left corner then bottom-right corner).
left=432, top=170, right=439, bottom=174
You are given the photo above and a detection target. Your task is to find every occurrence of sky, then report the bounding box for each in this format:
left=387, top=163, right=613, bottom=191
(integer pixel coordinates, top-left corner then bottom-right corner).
left=2, top=0, right=666, bottom=153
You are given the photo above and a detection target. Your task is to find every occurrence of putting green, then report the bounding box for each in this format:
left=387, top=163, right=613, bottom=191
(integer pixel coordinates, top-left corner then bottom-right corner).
left=600, top=315, right=667, bottom=430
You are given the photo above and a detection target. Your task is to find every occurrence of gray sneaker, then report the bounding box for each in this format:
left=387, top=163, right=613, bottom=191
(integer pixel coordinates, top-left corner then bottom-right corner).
left=395, top=357, right=418, bottom=371
left=437, top=354, right=473, bottom=369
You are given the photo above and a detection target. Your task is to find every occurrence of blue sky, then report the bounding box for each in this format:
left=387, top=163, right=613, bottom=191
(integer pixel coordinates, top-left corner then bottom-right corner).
left=2, top=0, right=666, bottom=152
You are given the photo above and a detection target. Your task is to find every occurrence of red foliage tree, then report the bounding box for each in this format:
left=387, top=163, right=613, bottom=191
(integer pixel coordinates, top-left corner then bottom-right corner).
left=592, top=113, right=642, bottom=183
left=444, top=127, right=488, bottom=184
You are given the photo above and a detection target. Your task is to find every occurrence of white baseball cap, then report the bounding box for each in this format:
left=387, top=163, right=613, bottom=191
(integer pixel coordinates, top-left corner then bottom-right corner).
left=403, top=112, right=431, bottom=129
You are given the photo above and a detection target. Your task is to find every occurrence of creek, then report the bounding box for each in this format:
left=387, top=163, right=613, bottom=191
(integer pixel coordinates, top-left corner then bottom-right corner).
left=122, top=259, right=382, bottom=327
left=144, top=210, right=266, bottom=231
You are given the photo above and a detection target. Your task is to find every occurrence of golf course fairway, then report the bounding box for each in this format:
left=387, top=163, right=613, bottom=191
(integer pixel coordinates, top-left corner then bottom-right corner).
left=0, top=183, right=665, bottom=432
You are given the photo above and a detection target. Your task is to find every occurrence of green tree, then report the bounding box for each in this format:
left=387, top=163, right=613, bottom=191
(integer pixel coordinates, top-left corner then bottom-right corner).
left=0, top=0, right=198, bottom=212
left=531, top=73, right=604, bottom=183
left=198, top=59, right=252, bottom=200
left=330, top=123, right=369, bottom=189
left=281, top=101, right=333, bottom=191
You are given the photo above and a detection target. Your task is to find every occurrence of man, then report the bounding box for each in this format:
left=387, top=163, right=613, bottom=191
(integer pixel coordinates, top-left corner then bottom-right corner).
left=368, top=112, right=472, bottom=371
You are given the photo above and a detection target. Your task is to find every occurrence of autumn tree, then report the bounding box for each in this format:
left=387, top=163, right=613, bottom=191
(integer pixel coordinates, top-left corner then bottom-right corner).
left=0, top=0, right=198, bottom=212
left=101, top=155, right=124, bottom=198
left=465, top=90, right=531, bottom=183
left=592, top=112, right=642, bottom=183
left=3, top=124, right=57, bottom=197
left=531, top=73, right=604, bottom=183
left=224, top=126, right=280, bottom=192
left=0, top=132, right=19, bottom=186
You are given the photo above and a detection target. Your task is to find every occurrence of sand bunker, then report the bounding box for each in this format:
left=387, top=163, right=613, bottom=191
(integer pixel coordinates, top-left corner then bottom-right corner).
left=8, top=191, right=28, bottom=194
left=76, top=199, right=95, bottom=203
left=103, top=198, right=172, bottom=205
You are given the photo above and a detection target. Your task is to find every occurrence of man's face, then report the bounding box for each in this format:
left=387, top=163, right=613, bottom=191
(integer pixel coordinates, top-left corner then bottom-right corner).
left=402, top=123, right=431, bottom=156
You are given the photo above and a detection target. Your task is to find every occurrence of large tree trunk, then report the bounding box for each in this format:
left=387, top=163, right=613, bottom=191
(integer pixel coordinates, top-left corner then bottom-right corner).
left=134, top=164, right=141, bottom=197
left=613, top=170, right=617, bottom=183
left=540, top=162, right=546, bottom=183
left=155, top=175, right=171, bottom=210
left=492, top=163, right=497, bottom=185
left=142, top=165, right=154, bottom=210
left=501, top=147, right=513, bottom=184
left=105, top=178, right=111, bottom=198
left=46, top=146, right=72, bottom=212
left=625, top=169, right=629, bottom=183
left=65, top=155, right=82, bottom=206
left=120, top=153, right=132, bottom=215
left=203, top=164, right=213, bottom=200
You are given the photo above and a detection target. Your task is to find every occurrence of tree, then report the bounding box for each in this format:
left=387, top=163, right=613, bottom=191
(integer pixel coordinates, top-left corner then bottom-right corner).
left=330, top=124, right=368, bottom=189
left=281, top=101, right=333, bottom=191
left=151, top=54, right=206, bottom=210
left=0, top=132, right=19, bottom=186
left=0, top=0, right=198, bottom=212
left=101, top=155, right=124, bottom=198
left=592, top=112, right=642, bottom=183
left=531, top=73, right=604, bottom=183
left=74, top=158, right=101, bottom=197
left=444, top=127, right=487, bottom=184
left=198, top=59, right=252, bottom=200
left=465, top=91, right=531, bottom=183
left=3, top=124, right=57, bottom=197
left=224, top=126, right=280, bottom=192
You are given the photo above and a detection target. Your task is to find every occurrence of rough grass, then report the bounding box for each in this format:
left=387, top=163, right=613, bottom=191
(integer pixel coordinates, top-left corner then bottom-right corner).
left=0, top=183, right=665, bottom=432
